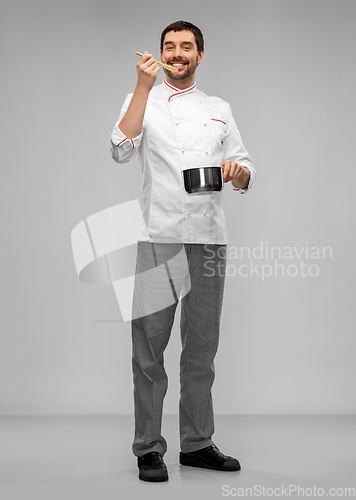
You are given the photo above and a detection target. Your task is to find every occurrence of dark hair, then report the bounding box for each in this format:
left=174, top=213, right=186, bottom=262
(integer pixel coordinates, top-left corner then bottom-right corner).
left=160, top=20, right=204, bottom=54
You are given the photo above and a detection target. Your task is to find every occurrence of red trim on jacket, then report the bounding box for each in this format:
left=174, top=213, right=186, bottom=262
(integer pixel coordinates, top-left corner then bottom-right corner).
left=211, top=118, right=227, bottom=125
left=164, top=79, right=180, bottom=91
left=163, top=79, right=196, bottom=102
left=117, top=137, right=134, bottom=148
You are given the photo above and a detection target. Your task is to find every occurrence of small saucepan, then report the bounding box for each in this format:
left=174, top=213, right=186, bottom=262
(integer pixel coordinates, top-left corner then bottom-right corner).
left=182, top=166, right=224, bottom=195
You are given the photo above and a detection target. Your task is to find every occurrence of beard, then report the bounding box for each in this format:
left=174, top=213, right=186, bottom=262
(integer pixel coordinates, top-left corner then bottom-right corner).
left=163, top=55, right=199, bottom=81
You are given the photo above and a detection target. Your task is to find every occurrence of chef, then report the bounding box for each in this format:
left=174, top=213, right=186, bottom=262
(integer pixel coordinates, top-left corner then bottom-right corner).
left=110, top=20, right=256, bottom=482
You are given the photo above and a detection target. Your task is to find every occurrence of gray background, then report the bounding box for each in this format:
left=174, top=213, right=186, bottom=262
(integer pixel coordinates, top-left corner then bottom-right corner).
left=1, top=0, right=355, bottom=416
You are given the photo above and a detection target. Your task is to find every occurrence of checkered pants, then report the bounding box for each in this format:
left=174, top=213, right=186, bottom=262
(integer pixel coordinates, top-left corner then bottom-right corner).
left=131, top=241, right=227, bottom=456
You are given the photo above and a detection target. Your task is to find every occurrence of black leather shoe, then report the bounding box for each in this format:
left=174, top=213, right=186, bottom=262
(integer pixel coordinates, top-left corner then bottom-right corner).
left=137, top=451, right=168, bottom=482
left=180, top=444, right=241, bottom=471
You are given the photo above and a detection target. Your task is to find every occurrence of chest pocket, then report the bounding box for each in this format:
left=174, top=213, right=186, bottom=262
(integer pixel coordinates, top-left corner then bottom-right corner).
left=210, top=117, right=228, bottom=142
left=208, top=116, right=228, bottom=158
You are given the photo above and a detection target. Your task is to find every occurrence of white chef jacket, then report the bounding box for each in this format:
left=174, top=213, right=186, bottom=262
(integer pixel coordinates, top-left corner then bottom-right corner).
left=110, top=79, right=256, bottom=244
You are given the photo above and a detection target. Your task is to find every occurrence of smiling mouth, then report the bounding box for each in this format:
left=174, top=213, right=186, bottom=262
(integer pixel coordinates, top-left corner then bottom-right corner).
left=170, top=62, right=187, bottom=69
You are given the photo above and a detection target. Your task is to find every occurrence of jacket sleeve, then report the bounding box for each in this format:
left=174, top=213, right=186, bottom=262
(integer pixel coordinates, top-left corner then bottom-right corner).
left=109, top=93, right=145, bottom=164
left=223, top=103, right=256, bottom=195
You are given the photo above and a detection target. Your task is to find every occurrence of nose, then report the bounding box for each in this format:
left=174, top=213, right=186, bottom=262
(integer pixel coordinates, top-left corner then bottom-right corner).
left=172, top=46, right=183, bottom=59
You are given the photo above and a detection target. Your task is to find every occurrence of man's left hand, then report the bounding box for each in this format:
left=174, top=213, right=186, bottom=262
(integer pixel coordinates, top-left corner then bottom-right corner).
left=220, top=160, right=250, bottom=189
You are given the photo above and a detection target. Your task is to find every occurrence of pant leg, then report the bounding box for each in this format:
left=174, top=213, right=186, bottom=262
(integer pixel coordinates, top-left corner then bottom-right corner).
left=131, top=241, right=185, bottom=457
left=131, top=303, right=177, bottom=457
left=179, top=243, right=227, bottom=453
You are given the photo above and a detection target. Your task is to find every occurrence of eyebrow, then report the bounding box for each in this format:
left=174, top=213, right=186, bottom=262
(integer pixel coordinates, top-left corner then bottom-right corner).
left=164, top=41, right=194, bottom=46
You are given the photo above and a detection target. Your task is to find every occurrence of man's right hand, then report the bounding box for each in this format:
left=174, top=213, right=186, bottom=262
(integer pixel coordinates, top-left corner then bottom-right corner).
left=117, top=52, right=159, bottom=139
left=136, top=52, right=160, bottom=92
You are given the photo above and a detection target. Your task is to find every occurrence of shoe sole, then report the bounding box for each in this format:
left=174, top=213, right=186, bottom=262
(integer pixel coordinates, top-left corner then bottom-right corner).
left=180, top=456, right=241, bottom=472
left=139, top=470, right=169, bottom=482
left=139, top=475, right=168, bottom=482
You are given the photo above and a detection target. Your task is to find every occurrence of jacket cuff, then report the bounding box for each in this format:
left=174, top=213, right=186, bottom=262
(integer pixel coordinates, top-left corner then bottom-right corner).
left=111, top=122, right=143, bottom=149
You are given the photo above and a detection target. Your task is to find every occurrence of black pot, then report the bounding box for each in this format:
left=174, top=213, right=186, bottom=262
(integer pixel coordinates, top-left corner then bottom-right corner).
left=182, top=166, right=224, bottom=194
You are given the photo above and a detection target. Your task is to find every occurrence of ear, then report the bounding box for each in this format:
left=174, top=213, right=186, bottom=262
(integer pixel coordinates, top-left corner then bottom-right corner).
left=160, top=50, right=163, bottom=62
left=197, top=51, right=204, bottom=65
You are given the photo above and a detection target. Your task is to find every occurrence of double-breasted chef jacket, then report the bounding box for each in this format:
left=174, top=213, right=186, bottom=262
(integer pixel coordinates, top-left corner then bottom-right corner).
left=110, top=79, right=256, bottom=244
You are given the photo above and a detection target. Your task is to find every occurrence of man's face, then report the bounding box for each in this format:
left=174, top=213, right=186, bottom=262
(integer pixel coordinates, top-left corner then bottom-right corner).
left=160, top=30, right=204, bottom=82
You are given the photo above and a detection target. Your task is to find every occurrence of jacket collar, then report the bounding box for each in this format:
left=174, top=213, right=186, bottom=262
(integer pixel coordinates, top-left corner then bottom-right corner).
left=162, top=79, right=197, bottom=102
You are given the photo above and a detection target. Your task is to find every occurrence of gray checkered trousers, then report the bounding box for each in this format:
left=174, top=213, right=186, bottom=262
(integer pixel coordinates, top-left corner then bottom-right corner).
left=131, top=241, right=227, bottom=457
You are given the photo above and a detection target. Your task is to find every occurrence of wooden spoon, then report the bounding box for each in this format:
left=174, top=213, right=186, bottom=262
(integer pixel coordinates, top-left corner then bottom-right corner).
left=135, top=52, right=179, bottom=72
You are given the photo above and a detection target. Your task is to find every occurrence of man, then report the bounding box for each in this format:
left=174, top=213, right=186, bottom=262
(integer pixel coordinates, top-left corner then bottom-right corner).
left=110, top=20, right=256, bottom=482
